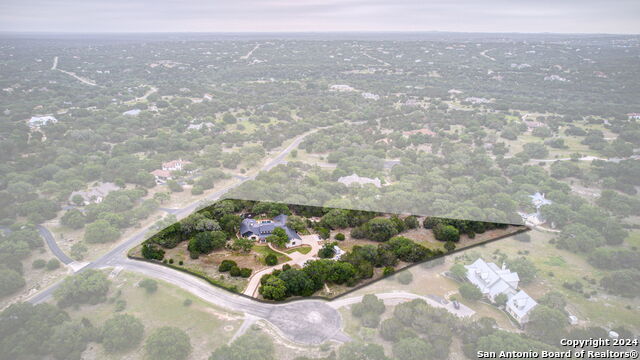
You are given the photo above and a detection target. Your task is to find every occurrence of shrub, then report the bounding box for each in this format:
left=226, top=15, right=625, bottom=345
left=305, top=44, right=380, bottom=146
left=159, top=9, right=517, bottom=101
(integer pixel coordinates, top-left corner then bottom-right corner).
left=139, top=278, right=158, bottom=294
left=383, top=266, right=395, bottom=276
left=335, top=233, right=345, bottom=241
left=179, top=260, right=184, bottom=265
left=32, top=259, right=47, bottom=269
left=239, top=268, right=252, bottom=278
left=183, top=298, right=192, bottom=307
left=46, top=259, right=60, bottom=271
left=114, top=299, right=126, bottom=312
left=265, top=254, right=278, bottom=266
left=219, top=260, right=237, bottom=272
left=229, top=266, right=242, bottom=277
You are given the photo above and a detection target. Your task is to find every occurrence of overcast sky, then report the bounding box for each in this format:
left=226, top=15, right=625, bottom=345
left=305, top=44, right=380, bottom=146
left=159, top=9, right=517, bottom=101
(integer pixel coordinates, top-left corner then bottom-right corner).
left=1, top=0, right=639, bottom=34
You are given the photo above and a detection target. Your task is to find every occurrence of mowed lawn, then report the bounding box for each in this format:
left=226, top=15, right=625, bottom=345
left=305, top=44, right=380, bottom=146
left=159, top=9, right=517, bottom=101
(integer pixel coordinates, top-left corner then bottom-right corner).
left=67, top=271, right=243, bottom=359
left=252, top=244, right=291, bottom=264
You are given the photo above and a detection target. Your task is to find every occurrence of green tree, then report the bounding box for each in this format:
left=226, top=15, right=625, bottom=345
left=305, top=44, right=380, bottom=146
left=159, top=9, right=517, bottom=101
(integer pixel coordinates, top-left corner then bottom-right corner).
left=459, top=283, right=483, bottom=301
left=286, top=215, right=307, bottom=232
left=61, top=209, right=86, bottom=229
left=495, top=293, right=508, bottom=307
left=392, top=337, right=433, bottom=360
left=46, top=258, right=60, bottom=271
left=101, top=314, right=144, bottom=353
left=506, top=257, right=537, bottom=284
left=366, top=218, right=398, bottom=242
left=209, top=333, right=275, bottom=360
left=145, top=327, right=191, bottom=360
left=84, top=220, right=120, bottom=244
left=338, top=342, right=389, bottom=360
left=265, top=253, right=278, bottom=266
left=0, top=268, right=25, bottom=297
left=266, top=227, right=288, bottom=248
left=232, top=237, right=254, bottom=252
left=526, top=305, right=568, bottom=344
left=404, top=216, right=419, bottom=229
left=259, top=276, right=288, bottom=300
left=167, top=180, right=183, bottom=192
left=450, top=264, right=468, bottom=281
left=54, top=269, right=110, bottom=308
left=139, top=278, right=158, bottom=294
left=433, top=224, right=460, bottom=242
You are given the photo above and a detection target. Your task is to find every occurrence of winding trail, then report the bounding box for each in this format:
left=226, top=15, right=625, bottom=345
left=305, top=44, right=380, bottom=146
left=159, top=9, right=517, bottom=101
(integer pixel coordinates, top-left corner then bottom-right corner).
left=51, top=56, right=97, bottom=86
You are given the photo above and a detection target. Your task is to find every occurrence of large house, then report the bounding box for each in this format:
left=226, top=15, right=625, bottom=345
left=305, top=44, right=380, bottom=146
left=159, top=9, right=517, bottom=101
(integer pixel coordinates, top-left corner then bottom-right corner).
left=465, top=258, right=537, bottom=325
left=338, top=173, right=382, bottom=188
left=240, top=214, right=301, bottom=248
left=68, top=182, right=119, bottom=205
left=162, top=159, right=192, bottom=172
left=151, top=159, right=193, bottom=183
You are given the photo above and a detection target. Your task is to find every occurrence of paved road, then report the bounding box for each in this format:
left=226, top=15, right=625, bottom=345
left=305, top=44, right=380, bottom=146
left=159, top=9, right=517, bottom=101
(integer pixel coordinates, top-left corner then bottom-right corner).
left=37, top=225, right=74, bottom=265
left=27, top=128, right=350, bottom=345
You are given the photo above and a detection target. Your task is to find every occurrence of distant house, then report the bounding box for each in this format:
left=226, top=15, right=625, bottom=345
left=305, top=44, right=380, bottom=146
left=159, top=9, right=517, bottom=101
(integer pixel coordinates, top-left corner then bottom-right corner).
left=329, top=84, right=355, bottom=92
left=627, top=113, right=640, bottom=120
left=29, top=115, right=58, bottom=128
left=506, top=290, right=538, bottom=324
left=69, top=182, right=119, bottom=205
left=465, top=258, right=537, bottom=324
left=162, top=159, right=192, bottom=172
left=361, top=92, right=380, bottom=100
left=122, top=109, right=141, bottom=116
left=150, top=169, right=172, bottom=183
left=523, top=120, right=545, bottom=131
left=464, top=97, right=490, bottom=104
left=519, top=192, right=553, bottom=227
left=151, top=159, right=193, bottom=184
left=240, top=214, right=301, bottom=248
left=338, top=173, right=382, bottom=188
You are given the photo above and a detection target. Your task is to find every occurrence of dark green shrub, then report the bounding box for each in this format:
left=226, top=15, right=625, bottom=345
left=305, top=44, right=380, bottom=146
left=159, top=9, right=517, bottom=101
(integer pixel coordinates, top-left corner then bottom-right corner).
left=229, top=266, right=242, bottom=277
left=265, top=253, right=278, bottom=266
left=239, top=268, right=252, bottom=278
left=46, top=259, right=60, bottom=271
left=219, top=260, right=237, bottom=272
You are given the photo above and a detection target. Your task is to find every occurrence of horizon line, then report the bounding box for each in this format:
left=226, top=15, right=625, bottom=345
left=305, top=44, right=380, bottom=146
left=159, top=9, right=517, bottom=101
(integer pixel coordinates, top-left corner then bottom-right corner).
left=0, top=30, right=638, bottom=36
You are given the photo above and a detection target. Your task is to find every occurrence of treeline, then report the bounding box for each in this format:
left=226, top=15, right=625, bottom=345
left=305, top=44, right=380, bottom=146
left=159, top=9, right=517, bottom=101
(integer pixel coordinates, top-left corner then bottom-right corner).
left=0, top=271, right=192, bottom=360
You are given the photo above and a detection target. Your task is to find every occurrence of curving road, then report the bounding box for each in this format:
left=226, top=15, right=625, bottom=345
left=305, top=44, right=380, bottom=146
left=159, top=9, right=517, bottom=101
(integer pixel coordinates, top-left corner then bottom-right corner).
left=27, top=128, right=350, bottom=345
left=37, top=225, right=73, bottom=265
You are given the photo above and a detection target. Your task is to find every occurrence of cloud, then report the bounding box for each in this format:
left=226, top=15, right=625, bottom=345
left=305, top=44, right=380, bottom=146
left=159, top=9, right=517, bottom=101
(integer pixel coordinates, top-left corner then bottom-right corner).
left=0, top=0, right=638, bottom=34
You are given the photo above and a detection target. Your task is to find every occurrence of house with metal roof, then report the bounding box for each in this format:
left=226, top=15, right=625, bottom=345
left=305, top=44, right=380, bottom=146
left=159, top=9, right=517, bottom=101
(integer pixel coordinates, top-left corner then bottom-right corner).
left=465, top=258, right=519, bottom=301
left=240, top=214, right=301, bottom=248
left=506, top=290, right=538, bottom=324
left=464, top=258, right=537, bottom=325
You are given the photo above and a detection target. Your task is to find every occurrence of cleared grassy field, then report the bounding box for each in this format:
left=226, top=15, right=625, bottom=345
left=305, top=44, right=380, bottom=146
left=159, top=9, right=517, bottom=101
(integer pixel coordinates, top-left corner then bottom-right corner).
left=252, top=244, right=291, bottom=264
left=68, top=271, right=243, bottom=359
left=284, top=245, right=312, bottom=255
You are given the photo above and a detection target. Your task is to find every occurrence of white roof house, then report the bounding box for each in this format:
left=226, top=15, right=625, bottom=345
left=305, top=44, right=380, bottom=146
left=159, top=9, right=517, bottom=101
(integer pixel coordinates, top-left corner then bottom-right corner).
left=506, top=290, right=538, bottom=324
left=122, top=109, right=141, bottom=116
left=465, top=258, right=537, bottom=325
left=465, top=258, right=519, bottom=301
left=519, top=192, right=553, bottom=227
left=337, top=173, right=382, bottom=188
left=29, top=115, right=58, bottom=128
